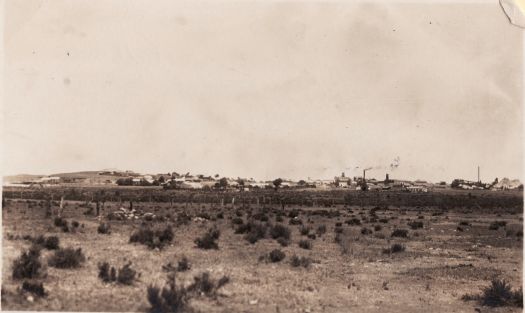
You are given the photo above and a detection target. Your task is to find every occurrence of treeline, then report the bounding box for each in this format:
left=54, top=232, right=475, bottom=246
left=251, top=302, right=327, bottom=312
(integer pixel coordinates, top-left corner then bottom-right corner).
left=3, top=187, right=523, bottom=212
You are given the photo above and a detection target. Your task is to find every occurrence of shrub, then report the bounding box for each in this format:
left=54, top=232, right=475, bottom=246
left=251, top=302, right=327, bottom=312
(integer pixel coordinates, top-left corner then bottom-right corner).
left=21, top=281, right=47, bottom=297
left=188, top=272, right=230, bottom=297
left=178, top=256, right=190, bottom=272
left=299, top=240, right=312, bottom=250
left=54, top=217, right=67, bottom=228
left=130, top=225, right=174, bottom=249
left=481, top=279, right=514, bottom=307
left=147, top=278, right=188, bottom=313
left=98, top=262, right=113, bottom=282
left=345, top=218, right=361, bottom=226
left=61, top=224, right=70, bottom=233
left=459, top=221, right=471, bottom=226
left=12, top=245, right=45, bottom=279
left=361, top=227, right=372, bottom=235
left=290, top=255, right=312, bottom=268
left=44, top=236, right=60, bottom=250
left=195, top=228, right=220, bottom=249
left=461, top=279, right=523, bottom=308
left=391, top=229, right=409, bottom=238
left=269, top=224, right=291, bottom=240
left=71, top=220, right=80, bottom=228
left=48, top=247, right=85, bottom=269
left=316, top=224, right=327, bottom=236
left=374, top=225, right=382, bottom=232
left=117, top=263, right=137, bottom=285
left=300, top=226, right=310, bottom=236
left=159, top=226, right=174, bottom=243
left=489, top=221, right=507, bottom=230
left=244, top=223, right=267, bottom=244
left=276, top=237, right=289, bottom=247
left=334, top=226, right=344, bottom=234
left=382, top=243, right=406, bottom=254
left=269, top=249, right=285, bottom=263
left=98, top=223, right=111, bottom=234
left=407, top=221, right=423, bottom=229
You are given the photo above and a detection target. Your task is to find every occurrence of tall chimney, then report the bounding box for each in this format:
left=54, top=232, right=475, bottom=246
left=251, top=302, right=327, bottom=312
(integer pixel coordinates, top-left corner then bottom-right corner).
left=478, top=166, right=480, bottom=183
left=363, top=169, right=366, bottom=182
left=386, top=173, right=389, bottom=182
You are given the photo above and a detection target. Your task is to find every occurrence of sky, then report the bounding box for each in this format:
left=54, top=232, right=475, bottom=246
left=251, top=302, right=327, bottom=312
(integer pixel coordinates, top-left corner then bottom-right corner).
left=2, top=0, right=523, bottom=182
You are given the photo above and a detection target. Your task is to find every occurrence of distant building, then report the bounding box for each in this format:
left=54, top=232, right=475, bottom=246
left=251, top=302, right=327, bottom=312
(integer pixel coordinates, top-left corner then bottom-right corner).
left=334, top=172, right=351, bottom=188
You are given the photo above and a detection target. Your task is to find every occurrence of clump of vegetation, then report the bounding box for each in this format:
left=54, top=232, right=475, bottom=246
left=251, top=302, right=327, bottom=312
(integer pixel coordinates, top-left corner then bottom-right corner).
left=268, top=249, right=286, bottom=263
left=382, top=243, right=406, bottom=254
left=242, top=222, right=267, bottom=244
left=32, top=235, right=60, bottom=250
left=316, top=224, right=327, bottom=236
left=407, top=221, right=423, bottom=229
left=489, top=221, right=507, bottom=230
left=361, top=227, right=372, bottom=235
left=21, top=281, right=47, bottom=297
left=270, top=224, right=291, bottom=240
left=195, top=228, right=220, bottom=249
left=147, top=277, right=189, bottom=313
left=12, top=245, right=46, bottom=280
left=54, top=217, right=67, bottom=228
left=177, top=256, right=191, bottom=272
left=98, top=262, right=137, bottom=285
left=300, top=226, right=311, bottom=236
left=130, top=225, right=174, bottom=249
left=391, top=229, right=409, bottom=238
left=345, top=218, right=361, bottom=226
left=117, top=263, right=137, bottom=285
left=186, top=272, right=230, bottom=298
left=48, top=247, right=85, bottom=269
left=299, top=239, right=312, bottom=250
left=462, top=279, right=522, bottom=308
left=98, top=223, right=111, bottom=234
left=459, top=221, right=471, bottom=226
left=374, top=225, right=382, bottom=232
left=290, top=255, right=312, bottom=268
left=334, top=226, right=344, bottom=234
left=269, top=224, right=291, bottom=246
left=98, top=262, right=113, bottom=282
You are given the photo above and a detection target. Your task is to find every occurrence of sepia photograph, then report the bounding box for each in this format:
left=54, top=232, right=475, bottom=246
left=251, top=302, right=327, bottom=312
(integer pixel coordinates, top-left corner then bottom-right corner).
left=1, top=0, right=524, bottom=312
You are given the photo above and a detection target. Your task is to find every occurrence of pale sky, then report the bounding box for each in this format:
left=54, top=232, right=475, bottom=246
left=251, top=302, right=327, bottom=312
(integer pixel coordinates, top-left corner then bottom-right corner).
left=2, top=0, right=523, bottom=182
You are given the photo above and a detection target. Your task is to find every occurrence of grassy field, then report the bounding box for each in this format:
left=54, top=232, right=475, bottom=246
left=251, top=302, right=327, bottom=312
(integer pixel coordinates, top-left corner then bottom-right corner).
left=1, top=189, right=523, bottom=312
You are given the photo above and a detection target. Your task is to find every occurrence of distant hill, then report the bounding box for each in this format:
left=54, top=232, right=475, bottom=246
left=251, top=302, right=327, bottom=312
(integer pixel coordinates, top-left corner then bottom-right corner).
left=3, top=174, right=44, bottom=183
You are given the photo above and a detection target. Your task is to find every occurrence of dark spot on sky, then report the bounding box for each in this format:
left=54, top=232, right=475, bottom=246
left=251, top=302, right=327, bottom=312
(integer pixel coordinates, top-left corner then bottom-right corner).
left=67, top=52, right=70, bottom=56
left=63, top=78, right=71, bottom=85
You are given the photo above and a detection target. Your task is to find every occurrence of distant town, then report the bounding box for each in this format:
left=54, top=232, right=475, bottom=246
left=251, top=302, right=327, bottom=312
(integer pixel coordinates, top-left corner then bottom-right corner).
left=3, top=169, right=523, bottom=192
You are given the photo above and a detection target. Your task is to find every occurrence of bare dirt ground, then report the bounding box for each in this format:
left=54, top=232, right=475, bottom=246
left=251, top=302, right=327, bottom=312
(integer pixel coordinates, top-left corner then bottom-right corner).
left=1, top=192, right=523, bottom=312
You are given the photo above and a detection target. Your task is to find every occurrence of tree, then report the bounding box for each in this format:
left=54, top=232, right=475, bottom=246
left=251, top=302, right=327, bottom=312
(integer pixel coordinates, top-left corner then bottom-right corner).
left=451, top=179, right=461, bottom=189
left=158, top=176, right=166, bottom=184
left=219, top=177, right=229, bottom=189
left=273, top=178, right=283, bottom=190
